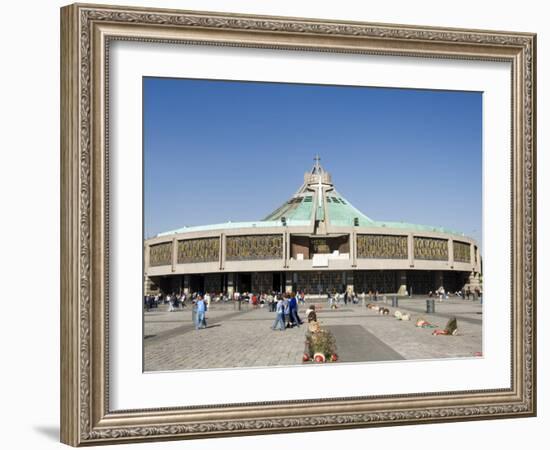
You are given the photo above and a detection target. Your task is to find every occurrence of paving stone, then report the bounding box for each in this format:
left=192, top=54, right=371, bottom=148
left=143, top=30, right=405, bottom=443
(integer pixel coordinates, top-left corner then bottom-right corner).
left=144, top=298, right=482, bottom=371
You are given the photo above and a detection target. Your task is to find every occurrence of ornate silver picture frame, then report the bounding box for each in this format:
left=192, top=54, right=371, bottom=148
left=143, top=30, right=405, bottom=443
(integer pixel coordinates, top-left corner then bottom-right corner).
left=60, top=3, right=536, bottom=446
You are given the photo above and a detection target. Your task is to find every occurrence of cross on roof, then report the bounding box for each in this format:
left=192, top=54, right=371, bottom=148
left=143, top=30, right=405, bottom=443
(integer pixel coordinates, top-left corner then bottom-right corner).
left=313, top=154, right=322, bottom=172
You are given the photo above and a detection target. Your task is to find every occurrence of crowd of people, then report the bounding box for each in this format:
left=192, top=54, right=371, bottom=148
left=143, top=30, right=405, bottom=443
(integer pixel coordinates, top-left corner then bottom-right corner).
left=326, top=290, right=363, bottom=307
left=144, top=284, right=483, bottom=331
left=143, top=290, right=309, bottom=330
left=270, top=293, right=304, bottom=331
left=144, top=290, right=310, bottom=310
left=428, top=286, right=483, bottom=302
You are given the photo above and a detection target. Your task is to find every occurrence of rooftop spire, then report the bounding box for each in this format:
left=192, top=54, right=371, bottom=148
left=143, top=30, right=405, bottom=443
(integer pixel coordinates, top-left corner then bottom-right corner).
left=304, top=154, right=332, bottom=188
left=312, top=154, right=325, bottom=175
left=314, top=154, right=321, bottom=170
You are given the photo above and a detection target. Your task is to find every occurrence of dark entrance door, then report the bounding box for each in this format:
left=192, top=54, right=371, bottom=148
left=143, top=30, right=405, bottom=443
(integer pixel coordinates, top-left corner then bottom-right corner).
left=189, top=274, right=205, bottom=294
left=407, top=270, right=432, bottom=295
left=272, top=272, right=283, bottom=293
left=443, top=271, right=469, bottom=293
left=238, top=273, right=252, bottom=293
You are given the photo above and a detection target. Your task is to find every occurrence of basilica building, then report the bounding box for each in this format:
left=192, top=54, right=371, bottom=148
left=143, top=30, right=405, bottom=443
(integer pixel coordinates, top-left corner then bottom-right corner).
left=144, top=158, right=481, bottom=296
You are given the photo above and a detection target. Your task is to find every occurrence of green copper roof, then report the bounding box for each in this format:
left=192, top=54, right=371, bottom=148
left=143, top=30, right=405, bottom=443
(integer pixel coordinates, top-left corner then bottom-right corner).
left=155, top=156, right=466, bottom=238
left=327, top=191, right=373, bottom=227
left=158, top=219, right=311, bottom=237
left=370, top=220, right=463, bottom=235
left=264, top=195, right=314, bottom=222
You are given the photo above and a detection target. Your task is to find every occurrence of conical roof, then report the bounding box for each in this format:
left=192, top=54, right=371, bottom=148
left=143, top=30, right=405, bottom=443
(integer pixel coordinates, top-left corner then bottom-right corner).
left=263, top=156, right=374, bottom=227
left=157, top=156, right=465, bottom=237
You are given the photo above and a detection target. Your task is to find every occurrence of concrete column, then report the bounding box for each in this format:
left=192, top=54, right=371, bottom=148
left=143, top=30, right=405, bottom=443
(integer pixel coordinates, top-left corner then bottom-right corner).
left=220, top=233, right=225, bottom=270
left=476, top=246, right=481, bottom=272
left=351, top=232, right=357, bottom=267
left=346, top=271, right=354, bottom=294
left=143, top=275, right=153, bottom=295
left=144, top=243, right=150, bottom=272
left=171, top=238, right=177, bottom=273
left=470, top=243, right=475, bottom=267
left=434, top=270, right=444, bottom=290
left=285, top=272, right=293, bottom=294
left=408, top=233, right=414, bottom=268
left=397, top=270, right=407, bottom=296
left=283, top=232, right=287, bottom=268
left=227, top=273, right=235, bottom=297
left=251, top=272, right=258, bottom=293
left=285, top=232, right=290, bottom=268
left=183, top=274, right=190, bottom=295
left=448, top=238, right=454, bottom=269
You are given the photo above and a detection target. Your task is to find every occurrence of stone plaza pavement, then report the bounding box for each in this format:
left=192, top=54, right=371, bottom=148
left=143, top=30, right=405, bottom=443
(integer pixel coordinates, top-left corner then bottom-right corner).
left=143, top=296, right=483, bottom=372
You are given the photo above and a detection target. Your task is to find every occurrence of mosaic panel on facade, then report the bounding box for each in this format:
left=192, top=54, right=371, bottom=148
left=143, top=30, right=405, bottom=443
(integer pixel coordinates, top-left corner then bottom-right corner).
left=149, top=242, right=172, bottom=266
left=310, top=238, right=331, bottom=254
left=413, top=237, right=448, bottom=261
left=177, top=238, right=219, bottom=264
left=356, top=234, right=408, bottom=259
left=226, top=234, right=283, bottom=261
left=453, top=241, right=471, bottom=263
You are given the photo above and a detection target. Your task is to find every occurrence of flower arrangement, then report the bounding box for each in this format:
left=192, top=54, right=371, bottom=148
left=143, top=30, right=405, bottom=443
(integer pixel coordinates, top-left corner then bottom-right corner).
left=431, top=317, right=458, bottom=336
left=313, top=353, right=326, bottom=363
left=304, top=320, right=338, bottom=363
left=415, top=318, right=437, bottom=328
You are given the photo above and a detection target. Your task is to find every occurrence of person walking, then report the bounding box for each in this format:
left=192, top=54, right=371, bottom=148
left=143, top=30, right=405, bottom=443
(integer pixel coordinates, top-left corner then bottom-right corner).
left=195, top=296, right=207, bottom=330
left=289, top=293, right=302, bottom=327
left=271, top=298, right=285, bottom=331
left=283, top=295, right=291, bottom=328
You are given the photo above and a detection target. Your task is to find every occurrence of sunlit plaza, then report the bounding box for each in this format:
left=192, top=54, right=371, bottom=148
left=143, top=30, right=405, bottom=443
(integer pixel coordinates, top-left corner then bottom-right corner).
left=144, top=295, right=482, bottom=371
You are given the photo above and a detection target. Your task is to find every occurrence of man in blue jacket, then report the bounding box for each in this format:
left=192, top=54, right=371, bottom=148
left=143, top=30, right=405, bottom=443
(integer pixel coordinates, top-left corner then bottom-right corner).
left=271, top=297, right=285, bottom=331
left=288, top=293, right=302, bottom=328
left=195, top=296, right=207, bottom=330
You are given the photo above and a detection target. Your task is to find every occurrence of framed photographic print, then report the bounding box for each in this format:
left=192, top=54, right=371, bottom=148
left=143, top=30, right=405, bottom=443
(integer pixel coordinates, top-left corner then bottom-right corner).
left=60, top=3, right=536, bottom=446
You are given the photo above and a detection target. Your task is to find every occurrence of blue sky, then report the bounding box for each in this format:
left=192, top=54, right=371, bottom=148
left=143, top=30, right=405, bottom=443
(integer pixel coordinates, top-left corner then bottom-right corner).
left=144, top=77, right=482, bottom=245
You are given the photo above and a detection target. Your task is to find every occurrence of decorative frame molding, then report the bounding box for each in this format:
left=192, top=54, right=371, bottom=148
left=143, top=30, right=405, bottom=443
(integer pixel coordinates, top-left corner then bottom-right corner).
left=60, top=3, right=536, bottom=446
